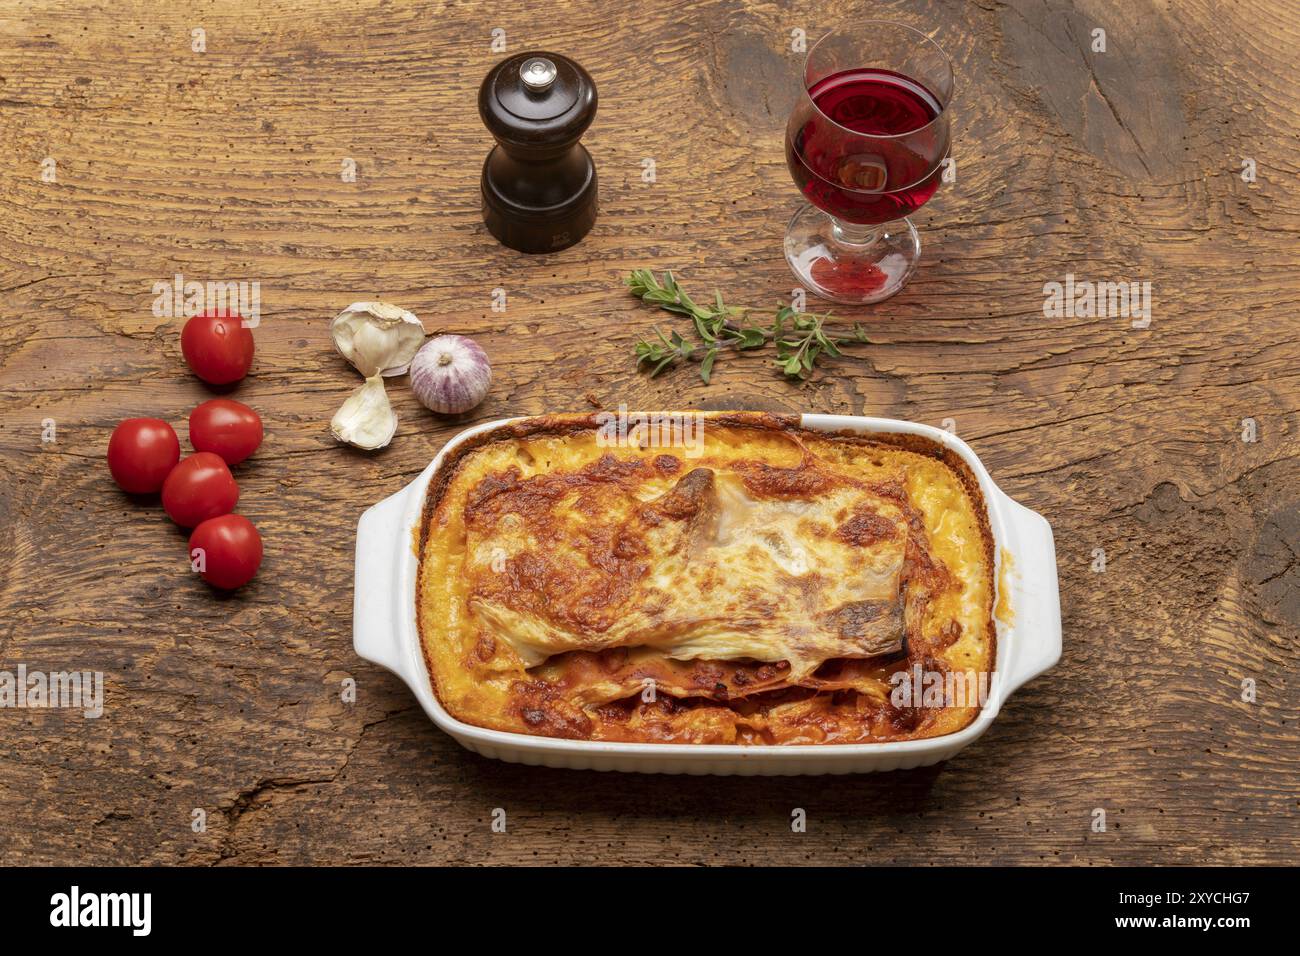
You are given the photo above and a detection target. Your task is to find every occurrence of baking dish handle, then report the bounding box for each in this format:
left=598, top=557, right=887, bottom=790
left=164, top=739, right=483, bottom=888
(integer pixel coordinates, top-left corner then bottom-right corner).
left=353, top=485, right=416, bottom=682
left=998, top=495, right=1063, bottom=698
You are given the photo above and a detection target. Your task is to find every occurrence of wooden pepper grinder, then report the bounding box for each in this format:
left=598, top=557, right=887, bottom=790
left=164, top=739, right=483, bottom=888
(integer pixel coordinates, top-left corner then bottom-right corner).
left=479, top=52, right=598, bottom=253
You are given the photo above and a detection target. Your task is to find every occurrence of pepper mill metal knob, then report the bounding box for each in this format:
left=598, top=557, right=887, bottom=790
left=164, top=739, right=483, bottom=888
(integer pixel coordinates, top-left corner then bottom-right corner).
left=478, top=51, right=598, bottom=253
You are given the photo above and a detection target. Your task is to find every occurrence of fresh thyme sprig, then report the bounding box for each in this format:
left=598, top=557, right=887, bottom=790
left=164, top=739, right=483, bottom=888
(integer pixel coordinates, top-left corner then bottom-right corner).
left=627, top=269, right=869, bottom=384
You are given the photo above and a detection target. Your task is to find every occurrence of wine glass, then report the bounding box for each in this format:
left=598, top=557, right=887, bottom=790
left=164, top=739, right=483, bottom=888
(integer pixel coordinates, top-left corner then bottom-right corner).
left=784, top=22, right=954, bottom=305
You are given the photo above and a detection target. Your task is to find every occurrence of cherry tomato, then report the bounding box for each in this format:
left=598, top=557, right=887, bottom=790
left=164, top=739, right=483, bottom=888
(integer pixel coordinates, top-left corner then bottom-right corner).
left=189, top=514, right=263, bottom=590
left=189, top=399, right=263, bottom=465
left=162, top=452, right=239, bottom=527
left=181, top=312, right=254, bottom=385
left=107, top=418, right=180, bottom=493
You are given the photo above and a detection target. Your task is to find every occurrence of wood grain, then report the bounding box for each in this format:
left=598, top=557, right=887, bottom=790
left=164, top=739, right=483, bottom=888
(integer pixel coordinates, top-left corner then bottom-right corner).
left=0, top=0, right=1296, bottom=865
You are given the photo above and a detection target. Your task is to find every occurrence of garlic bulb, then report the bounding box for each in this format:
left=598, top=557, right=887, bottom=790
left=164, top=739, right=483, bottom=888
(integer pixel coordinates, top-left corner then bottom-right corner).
left=328, top=302, right=426, bottom=450
left=410, top=335, right=492, bottom=415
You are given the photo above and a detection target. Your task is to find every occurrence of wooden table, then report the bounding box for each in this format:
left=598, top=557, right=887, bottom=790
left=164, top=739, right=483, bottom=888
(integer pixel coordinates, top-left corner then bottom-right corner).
left=2, top=0, right=1296, bottom=866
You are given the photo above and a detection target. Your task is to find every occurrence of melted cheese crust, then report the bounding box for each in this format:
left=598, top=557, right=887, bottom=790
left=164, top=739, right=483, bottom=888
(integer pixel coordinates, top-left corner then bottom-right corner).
left=416, top=413, right=995, bottom=745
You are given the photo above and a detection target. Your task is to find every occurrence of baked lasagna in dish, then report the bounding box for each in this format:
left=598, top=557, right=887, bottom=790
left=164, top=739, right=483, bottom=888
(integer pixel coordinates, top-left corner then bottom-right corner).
left=416, top=412, right=995, bottom=745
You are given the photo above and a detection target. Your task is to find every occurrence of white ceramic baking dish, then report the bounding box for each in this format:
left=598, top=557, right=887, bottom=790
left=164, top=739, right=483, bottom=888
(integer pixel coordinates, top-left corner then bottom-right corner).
left=353, top=413, right=1061, bottom=775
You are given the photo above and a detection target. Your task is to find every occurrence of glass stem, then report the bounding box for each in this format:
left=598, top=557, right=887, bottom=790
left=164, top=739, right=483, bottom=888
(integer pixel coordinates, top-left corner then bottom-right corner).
left=831, top=218, right=881, bottom=246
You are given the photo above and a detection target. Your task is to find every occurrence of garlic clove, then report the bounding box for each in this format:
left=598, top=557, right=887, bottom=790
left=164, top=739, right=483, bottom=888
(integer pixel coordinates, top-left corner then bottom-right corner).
left=331, top=302, right=426, bottom=378
left=330, top=374, right=398, bottom=450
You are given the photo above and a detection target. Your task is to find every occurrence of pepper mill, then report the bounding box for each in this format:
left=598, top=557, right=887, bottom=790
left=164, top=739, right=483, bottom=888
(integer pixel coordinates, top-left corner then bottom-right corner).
left=479, top=52, right=598, bottom=254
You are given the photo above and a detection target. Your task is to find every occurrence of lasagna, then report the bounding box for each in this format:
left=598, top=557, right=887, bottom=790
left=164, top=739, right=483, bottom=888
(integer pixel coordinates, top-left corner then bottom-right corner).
left=416, top=412, right=995, bottom=745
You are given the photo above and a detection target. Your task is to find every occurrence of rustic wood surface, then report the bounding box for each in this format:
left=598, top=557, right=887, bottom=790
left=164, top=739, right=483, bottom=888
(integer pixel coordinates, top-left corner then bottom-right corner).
left=1, top=0, right=1296, bottom=866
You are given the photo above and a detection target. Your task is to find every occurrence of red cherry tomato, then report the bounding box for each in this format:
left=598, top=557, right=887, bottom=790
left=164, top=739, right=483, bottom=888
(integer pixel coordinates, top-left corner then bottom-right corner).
left=189, top=399, right=263, bottom=465
left=162, top=452, right=239, bottom=527
left=181, top=312, right=254, bottom=385
left=189, top=514, right=263, bottom=590
left=107, top=418, right=180, bottom=493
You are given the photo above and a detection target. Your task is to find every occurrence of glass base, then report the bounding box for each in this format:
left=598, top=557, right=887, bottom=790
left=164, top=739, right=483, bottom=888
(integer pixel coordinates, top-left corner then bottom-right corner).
left=784, top=204, right=921, bottom=305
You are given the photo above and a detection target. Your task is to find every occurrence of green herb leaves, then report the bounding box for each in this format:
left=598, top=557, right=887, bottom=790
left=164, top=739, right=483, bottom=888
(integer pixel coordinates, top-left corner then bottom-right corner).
left=628, top=270, right=869, bottom=384
left=771, top=305, right=870, bottom=379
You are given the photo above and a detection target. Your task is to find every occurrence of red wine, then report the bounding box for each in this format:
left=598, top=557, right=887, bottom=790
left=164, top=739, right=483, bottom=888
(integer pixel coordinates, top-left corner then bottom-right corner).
left=786, top=68, right=946, bottom=225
